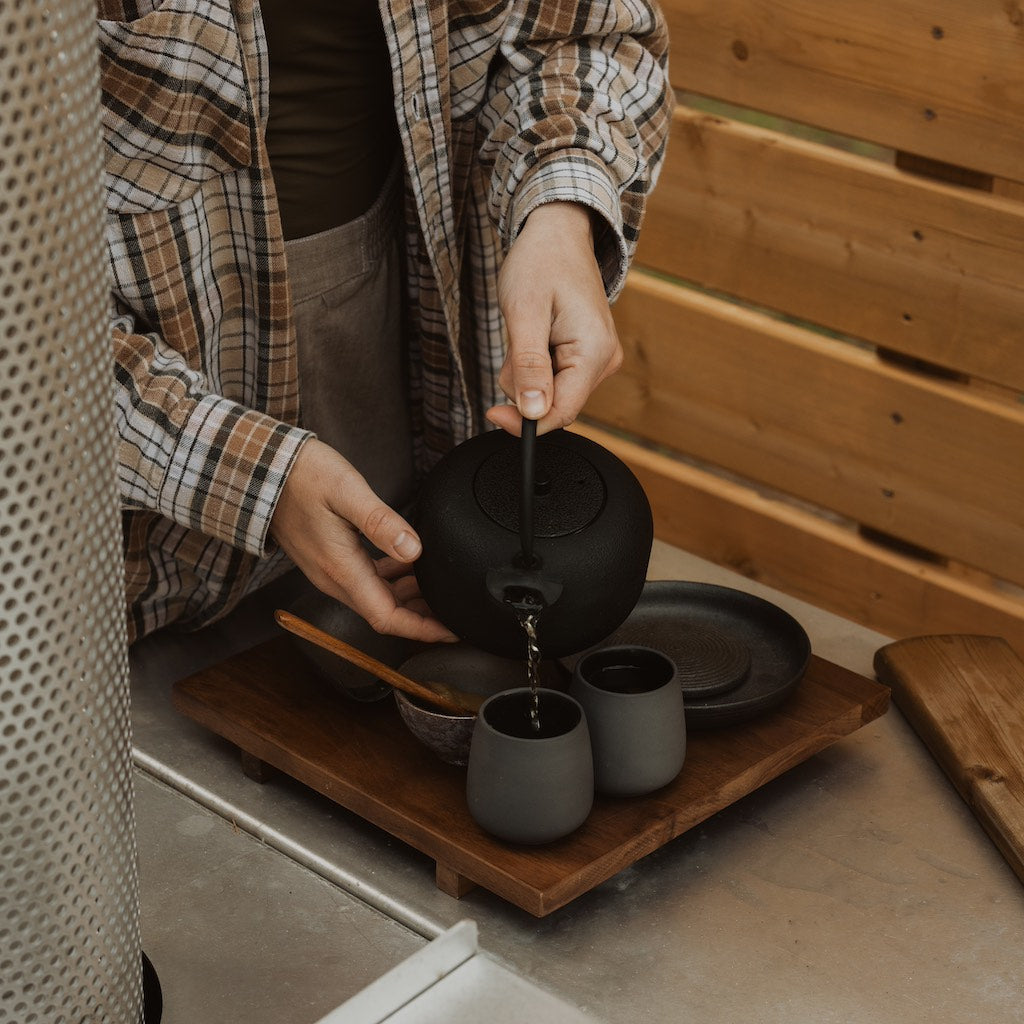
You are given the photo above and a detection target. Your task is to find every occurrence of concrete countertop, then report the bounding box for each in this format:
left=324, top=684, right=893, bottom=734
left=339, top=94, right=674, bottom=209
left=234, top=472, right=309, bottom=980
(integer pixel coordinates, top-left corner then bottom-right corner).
left=131, top=540, right=1024, bottom=1023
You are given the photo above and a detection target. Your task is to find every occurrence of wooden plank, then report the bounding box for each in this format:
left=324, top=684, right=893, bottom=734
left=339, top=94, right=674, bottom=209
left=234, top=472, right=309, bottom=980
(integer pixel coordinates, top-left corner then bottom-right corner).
left=597, top=273, right=1024, bottom=586
left=994, top=178, right=1024, bottom=202
left=636, top=107, right=1024, bottom=390
left=172, top=635, right=889, bottom=917
left=874, top=635, right=1024, bottom=884
left=664, top=0, right=1024, bottom=182
left=572, top=423, right=1024, bottom=658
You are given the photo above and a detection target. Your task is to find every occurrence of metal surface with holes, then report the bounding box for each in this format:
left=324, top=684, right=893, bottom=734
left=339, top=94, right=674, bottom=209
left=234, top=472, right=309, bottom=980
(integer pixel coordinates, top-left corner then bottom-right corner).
left=0, top=2, right=141, bottom=1020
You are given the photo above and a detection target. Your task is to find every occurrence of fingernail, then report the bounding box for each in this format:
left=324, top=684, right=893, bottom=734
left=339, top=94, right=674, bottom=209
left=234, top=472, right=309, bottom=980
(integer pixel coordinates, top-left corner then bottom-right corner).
left=394, top=531, right=420, bottom=561
left=519, top=389, right=546, bottom=419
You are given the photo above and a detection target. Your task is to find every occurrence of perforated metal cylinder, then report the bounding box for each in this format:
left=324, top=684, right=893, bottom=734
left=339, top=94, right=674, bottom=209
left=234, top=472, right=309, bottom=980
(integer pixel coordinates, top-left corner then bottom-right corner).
left=0, top=2, right=142, bottom=1022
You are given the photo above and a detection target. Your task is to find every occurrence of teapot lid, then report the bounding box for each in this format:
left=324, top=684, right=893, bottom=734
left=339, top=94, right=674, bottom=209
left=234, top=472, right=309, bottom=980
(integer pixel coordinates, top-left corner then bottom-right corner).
left=472, top=436, right=606, bottom=537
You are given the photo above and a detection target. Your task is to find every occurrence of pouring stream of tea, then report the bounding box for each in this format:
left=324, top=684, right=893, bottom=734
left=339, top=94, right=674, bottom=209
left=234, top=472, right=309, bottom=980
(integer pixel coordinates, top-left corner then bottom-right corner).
left=514, top=417, right=544, bottom=732
left=512, top=602, right=543, bottom=732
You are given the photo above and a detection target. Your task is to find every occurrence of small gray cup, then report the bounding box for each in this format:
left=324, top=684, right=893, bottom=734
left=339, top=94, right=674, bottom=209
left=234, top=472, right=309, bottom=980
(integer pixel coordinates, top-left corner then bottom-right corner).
left=466, top=688, right=594, bottom=845
left=570, top=645, right=686, bottom=797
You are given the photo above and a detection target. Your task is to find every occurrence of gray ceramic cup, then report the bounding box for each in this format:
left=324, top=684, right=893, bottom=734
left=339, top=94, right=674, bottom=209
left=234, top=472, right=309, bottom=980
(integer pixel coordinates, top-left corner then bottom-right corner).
left=466, top=688, right=594, bottom=845
left=570, top=645, right=686, bottom=797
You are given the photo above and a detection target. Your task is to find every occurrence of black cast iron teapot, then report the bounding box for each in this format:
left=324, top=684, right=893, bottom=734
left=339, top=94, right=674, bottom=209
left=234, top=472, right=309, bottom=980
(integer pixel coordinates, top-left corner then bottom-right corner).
left=413, top=422, right=653, bottom=658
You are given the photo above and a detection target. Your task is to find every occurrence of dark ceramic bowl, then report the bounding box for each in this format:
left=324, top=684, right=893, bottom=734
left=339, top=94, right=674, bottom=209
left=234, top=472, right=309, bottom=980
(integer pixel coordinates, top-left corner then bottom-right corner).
left=394, top=645, right=569, bottom=766
left=285, top=590, right=416, bottom=703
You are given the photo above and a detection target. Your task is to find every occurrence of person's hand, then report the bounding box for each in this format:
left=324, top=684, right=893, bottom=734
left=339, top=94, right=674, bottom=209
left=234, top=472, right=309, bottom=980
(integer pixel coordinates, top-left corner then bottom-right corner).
left=486, top=201, right=623, bottom=435
left=270, top=439, right=457, bottom=644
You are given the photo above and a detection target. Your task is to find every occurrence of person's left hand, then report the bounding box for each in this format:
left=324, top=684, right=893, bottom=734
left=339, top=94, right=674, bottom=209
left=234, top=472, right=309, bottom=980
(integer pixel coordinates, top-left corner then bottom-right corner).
left=486, top=201, right=623, bottom=436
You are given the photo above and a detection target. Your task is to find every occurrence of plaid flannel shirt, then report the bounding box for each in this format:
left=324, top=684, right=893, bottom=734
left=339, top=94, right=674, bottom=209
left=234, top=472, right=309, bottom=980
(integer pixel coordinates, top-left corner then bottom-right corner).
left=98, top=0, right=672, bottom=641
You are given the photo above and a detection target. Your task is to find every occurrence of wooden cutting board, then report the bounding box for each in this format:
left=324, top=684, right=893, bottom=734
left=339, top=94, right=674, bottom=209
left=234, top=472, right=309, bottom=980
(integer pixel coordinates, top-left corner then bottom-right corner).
left=874, top=634, right=1024, bottom=884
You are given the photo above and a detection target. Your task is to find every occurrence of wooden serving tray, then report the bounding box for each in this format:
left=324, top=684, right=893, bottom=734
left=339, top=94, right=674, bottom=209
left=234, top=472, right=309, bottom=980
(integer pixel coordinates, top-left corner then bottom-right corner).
left=172, top=636, right=889, bottom=917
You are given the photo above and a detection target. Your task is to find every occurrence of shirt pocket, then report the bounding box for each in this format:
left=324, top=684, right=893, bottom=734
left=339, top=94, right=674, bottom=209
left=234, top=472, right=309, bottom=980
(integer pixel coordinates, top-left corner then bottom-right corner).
left=98, top=0, right=255, bottom=214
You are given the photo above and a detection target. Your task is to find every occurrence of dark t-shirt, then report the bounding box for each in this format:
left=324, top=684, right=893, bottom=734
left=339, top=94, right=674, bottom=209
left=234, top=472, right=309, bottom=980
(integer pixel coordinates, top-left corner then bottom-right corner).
left=261, top=0, right=399, bottom=239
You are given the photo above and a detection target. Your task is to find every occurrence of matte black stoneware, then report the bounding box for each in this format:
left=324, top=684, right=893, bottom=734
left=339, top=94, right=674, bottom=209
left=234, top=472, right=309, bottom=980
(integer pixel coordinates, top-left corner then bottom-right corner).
left=414, top=427, right=653, bottom=658
left=566, top=581, right=812, bottom=728
left=285, top=589, right=413, bottom=702
left=393, top=645, right=564, bottom=766
left=570, top=644, right=686, bottom=796
left=466, top=688, right=594, bottom=844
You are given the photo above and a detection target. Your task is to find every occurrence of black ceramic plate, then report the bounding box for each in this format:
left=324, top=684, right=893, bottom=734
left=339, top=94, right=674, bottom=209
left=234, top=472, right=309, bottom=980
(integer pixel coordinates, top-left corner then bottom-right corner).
left=564, top=581, right=812, bottom=728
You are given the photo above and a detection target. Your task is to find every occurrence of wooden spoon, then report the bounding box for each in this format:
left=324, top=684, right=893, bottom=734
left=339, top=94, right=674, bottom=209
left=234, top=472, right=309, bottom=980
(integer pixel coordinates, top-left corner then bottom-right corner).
left=274, top=609, right=483, bottom=715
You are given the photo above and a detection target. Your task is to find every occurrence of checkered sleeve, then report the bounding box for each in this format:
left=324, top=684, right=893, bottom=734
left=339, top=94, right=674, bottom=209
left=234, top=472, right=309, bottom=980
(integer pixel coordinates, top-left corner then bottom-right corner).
left=478, top=0, right=673, bottom=298
left=112, top=314, right=311, bottom=557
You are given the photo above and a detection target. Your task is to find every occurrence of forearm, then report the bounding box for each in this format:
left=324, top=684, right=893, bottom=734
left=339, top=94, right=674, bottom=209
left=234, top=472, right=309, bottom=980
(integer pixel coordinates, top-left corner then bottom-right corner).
left=112, top=315, right=311, bottom=556
left=479, top=0, right=674, bottom=296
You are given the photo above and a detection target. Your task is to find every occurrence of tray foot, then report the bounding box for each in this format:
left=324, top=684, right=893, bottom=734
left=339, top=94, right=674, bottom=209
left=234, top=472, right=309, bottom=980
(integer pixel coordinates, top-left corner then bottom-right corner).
left=436, top=861, right=477, bottom=899
left=241, top=749, right=275, bottom=784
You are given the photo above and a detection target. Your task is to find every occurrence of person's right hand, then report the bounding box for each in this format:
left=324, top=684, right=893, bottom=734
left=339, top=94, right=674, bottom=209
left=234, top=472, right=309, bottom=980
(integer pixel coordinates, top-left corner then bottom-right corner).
left=269, top=439, right=457, bottom=644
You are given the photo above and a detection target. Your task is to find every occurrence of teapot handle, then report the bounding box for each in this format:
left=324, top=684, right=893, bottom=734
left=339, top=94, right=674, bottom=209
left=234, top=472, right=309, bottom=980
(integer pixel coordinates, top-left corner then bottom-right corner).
left=519, top=417, right=538, bottom=568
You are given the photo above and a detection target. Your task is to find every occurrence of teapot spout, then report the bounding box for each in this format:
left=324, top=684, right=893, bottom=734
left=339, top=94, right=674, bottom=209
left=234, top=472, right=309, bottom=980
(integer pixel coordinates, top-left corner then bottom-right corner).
left=486, top=568, right=563, bottom=612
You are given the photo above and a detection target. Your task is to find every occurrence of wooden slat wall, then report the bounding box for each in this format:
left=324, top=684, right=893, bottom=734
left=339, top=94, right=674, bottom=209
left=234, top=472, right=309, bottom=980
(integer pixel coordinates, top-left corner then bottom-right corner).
left=636, top=109, right=1024, bottom=391
left=663, top=0, right=1024, bottom=182
left=591, top=274, right=1024, bottom=586
left=581, top=0, right=1024, bottom=651
left=574, top=423, right=1024, bottom=657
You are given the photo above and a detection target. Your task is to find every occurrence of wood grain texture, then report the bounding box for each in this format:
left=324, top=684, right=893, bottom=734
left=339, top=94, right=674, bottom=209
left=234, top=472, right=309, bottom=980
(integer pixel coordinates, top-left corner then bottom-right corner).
left=873, top=635, right=1024, bottom=883
left=172, top=635, right=889, bottom=917
left=636, top=107, right=1024, bottom=390
left=274, top=609, right=482, bottom=714
left=595, top=272, right=1024, bottom=587
left=571, top=423, right=1024, bottom=659
left=435, top=862, right=478, bottom=899
left=663, top=0, right=1024, bottom=181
